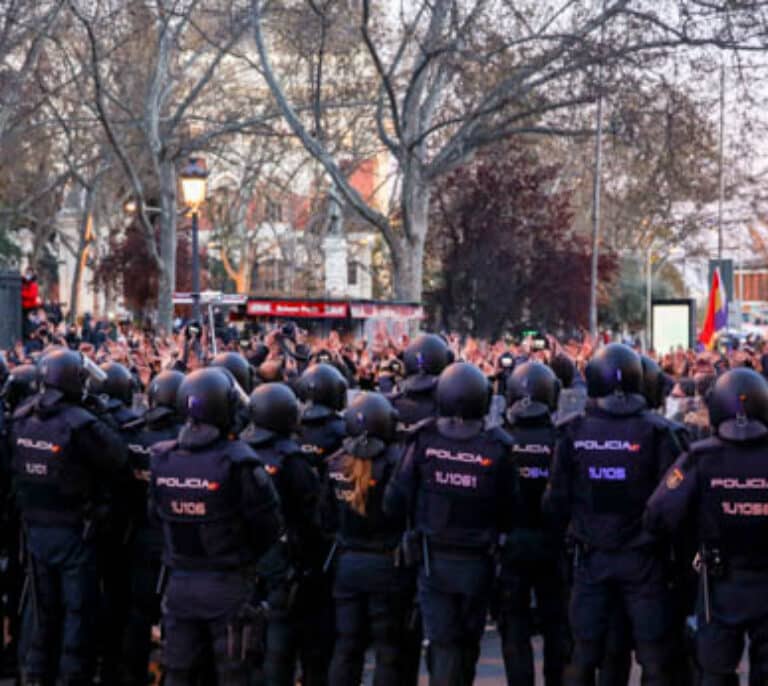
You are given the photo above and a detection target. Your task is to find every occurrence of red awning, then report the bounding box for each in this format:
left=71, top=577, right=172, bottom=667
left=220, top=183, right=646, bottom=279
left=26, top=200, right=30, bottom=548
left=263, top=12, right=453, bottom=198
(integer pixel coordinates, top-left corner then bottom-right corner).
left=246, top=299, right=348, bottom=319
left=349, top=303, right=424, bottom=321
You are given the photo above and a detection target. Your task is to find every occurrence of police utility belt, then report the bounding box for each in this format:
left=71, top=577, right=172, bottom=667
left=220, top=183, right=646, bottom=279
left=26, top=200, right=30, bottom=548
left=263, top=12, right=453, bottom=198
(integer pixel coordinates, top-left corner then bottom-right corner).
left=323, top=539, right=401, bottom=572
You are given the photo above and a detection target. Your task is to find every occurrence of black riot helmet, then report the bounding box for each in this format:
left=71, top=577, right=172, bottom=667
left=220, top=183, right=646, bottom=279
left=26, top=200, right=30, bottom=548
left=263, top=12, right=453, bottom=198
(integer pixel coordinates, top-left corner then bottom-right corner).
left=210, top=352, right=253, bottom=394
left=146, top=370, right=185, bottom=422
left=708, top=367, right=768, bottom=442
left=177, top=367, right=241, bottom=432
left=87, top=362, right=135, bottom=405
left=344, top=392, right=398, bottom=441
left=297, top=363, right=348, bottom=419
left=640, top=355, right=665, bottom=410
left=2, top=364, right=40, bottom=410
left=404, top=334, right=450, bottom=377
left=506, top=361, right=560, bottom=419
left=585, top=343, right=643, bottom=398
left=437, top=362, right=490, bottom=420
left=38, top=349, right=87, bottom=400
left=247, top=383, right=299, bottom=438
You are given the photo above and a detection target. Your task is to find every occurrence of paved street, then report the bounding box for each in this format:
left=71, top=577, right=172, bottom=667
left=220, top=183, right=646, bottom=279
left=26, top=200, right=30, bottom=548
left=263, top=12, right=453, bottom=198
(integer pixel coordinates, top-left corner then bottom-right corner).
left=0, top=628, right=751, bottom=684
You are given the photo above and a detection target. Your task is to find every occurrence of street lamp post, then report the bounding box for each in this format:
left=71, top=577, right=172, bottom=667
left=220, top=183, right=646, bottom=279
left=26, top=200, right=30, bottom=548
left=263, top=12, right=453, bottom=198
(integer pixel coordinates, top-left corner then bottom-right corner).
left=646, top=245, right=652, bottom=351
left=180, top=158, right=208, bottom=324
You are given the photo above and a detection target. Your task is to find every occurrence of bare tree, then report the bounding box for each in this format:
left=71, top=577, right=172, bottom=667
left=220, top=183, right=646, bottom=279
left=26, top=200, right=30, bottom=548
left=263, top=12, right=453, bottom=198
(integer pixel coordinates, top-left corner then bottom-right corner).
left=0, top=0, right=66, bottom=140
left=251, top=0, right=768, bottom=311
left=67, top=0, right=279, bottom=330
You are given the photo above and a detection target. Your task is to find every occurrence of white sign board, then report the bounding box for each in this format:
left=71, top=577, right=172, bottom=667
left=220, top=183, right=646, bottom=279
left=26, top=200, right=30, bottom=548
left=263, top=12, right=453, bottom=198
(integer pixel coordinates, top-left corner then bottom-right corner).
left=652, top=302, right=692, bottom=353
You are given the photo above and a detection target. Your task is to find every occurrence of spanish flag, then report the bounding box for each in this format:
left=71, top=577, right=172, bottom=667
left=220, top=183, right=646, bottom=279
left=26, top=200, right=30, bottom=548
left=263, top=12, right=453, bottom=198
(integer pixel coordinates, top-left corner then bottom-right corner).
left=698, top=267, right=728, bottom=350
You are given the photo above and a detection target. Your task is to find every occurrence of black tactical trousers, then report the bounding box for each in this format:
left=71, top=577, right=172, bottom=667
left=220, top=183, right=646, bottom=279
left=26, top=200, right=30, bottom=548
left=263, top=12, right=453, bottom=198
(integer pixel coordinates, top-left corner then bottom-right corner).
left=328, top=551, right=410, bottom=686
left=498, top=559, right=569, bottom=686
left=565, top=549, right=674, bottom=686
left=162, top=570, right=251, bottom=686
left=23, top=526, right=99, bottom=686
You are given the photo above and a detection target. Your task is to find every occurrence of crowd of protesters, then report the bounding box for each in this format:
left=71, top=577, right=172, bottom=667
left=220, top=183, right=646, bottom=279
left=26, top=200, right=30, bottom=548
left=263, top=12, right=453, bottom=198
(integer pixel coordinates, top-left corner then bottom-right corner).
left=11, top=305, right=764, bottom=410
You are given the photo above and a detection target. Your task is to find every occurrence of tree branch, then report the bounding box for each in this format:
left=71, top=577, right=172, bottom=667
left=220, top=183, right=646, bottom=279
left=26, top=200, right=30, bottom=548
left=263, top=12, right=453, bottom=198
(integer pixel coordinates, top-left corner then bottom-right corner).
left=250, top=0, right=397, bottom=251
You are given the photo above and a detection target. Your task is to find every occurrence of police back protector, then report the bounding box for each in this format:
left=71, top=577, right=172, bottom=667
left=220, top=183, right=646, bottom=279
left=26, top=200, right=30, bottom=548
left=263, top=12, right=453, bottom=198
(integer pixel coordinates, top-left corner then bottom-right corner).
left=151, top=439, right=260, bottom=571
left=12, top=403, right=97, bottom=526
left=695, top=437, right=768, bottom=568
left=565, top=407, right=664, bottom=550
left=412, top=422, right=508, bottom=551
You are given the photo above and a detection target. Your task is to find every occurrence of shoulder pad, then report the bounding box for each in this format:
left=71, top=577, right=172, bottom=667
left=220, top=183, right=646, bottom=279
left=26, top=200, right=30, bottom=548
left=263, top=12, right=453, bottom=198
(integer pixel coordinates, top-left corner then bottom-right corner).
left=117, top=409, right=141, bottom=427
left=688, top=436, right=723, bottom=455
left=227, top=439, right=261, bottom=465
left=402, top=374, right=438, bottom=395
left=643, top=411, right=677, bottom=435
left=273, top=437, right=301, bottom=457
left=122, top=416, right=147, bottom=432
left=398, top=416, right=435, bottom=437
left=61, top=405, right=97, bottom=430
left=12, top=399, right=35, bottom=421
left=150, top=438, right=178, bottom=455
left=326, top=446, right=346, bottom=464
left=555, top=410, right=584, bottom=429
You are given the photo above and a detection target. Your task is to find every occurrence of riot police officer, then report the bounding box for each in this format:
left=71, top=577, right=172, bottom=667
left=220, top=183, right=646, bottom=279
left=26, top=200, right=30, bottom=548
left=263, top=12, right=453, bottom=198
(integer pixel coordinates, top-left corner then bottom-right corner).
left=11, top=349, right=126, bottom=686
left=389, top=334, right=450, bottom=428
left=86, top=361, right=140, bottom=428
left=596, top=355, right=692, bottom=686
left=388, top=334, right=450, bottom=685
left=296, top=362, right=348, bottom=473
left=385, top=362, right=518, bottom=686
left=646, top=368, right=768, bottom=686
left=325, top=392, right=409, bottom=686
left=211, top=351, right=255, bottom=394
left=121, top=370, right=186, bottom=686
left=86, top=361, right=141, bottom=684
left=543, top=343, right=679, bottom=686
left=240, top=382, right=323, bottom=686
left=640, top=354, right=696, bottom=686
left=149, top=367, right=282, bottom=686
left=288, top=362, right=349, bottom=685
left=498, top=361, right=568, bottom=686
left=0, top=364, right=39, bottom=677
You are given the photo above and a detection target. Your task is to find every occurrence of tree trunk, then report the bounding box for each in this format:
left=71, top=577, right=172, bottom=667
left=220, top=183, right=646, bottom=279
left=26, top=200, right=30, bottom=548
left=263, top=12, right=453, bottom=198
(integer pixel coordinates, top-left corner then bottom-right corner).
left=157, top=157, right=177, bottom=333
left=392, top=238, right=424, bottom=302
left=392, top=178, right=429, bottom=303
left=68, top=185, right=96, bottom=324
